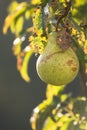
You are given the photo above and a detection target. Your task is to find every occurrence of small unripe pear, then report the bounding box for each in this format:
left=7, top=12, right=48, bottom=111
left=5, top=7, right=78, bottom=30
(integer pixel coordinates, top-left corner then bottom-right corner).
left=36, top=32, right=79, bottom=86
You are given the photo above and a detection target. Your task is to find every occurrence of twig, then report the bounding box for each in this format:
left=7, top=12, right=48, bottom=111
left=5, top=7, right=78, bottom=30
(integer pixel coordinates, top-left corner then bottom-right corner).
left=56, top=0, right=71, bottom=31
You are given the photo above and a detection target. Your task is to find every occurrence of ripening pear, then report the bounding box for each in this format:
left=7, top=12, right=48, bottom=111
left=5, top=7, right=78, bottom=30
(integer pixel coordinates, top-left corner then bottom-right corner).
left=36, top=32, right=79, bottom=86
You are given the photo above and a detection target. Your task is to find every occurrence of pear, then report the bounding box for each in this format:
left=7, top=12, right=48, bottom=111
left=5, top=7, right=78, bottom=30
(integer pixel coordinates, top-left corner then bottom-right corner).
left=36, top=32, right=79, bottom=86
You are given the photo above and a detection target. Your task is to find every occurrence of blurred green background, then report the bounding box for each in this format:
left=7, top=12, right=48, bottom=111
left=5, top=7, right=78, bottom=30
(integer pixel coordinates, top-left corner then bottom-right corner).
left=0, top=0, right=83, bottom=130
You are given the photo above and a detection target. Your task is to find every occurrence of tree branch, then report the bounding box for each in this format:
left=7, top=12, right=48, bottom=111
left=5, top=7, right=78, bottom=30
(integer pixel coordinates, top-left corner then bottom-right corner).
left=79, top=65, right=87, bottom=97
left=56, top=0, right=71, bottom=31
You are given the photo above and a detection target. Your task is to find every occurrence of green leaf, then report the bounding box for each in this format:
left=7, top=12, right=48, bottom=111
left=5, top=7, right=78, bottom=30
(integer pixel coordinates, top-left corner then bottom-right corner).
left=73, top=97, right=87, bottom=118
left=17, top=46, right=33, bottom=82
left=10, top=16, right=24, bottom=35
left=25, top=9, right=33, bottom=20
left=30, top=97, right=60, bottom=130
left=46, top=84, right=65, bottom=99
left=29, top=35, right=47, bottom=54
left=43, top=115, right=73, bottom=130
left=33, top=7, right=44, bottom=36
left=59, top=116, right=74, bottom=130
left=8, top=1, right=19, bottom=13
left=72, top=0, right=87, bottom=21
left=15, top=16, right=24, bottom=35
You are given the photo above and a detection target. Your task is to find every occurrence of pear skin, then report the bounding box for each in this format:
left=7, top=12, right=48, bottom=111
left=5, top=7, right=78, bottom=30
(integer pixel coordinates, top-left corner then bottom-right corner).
left=36, top=32, right=79, bottom=86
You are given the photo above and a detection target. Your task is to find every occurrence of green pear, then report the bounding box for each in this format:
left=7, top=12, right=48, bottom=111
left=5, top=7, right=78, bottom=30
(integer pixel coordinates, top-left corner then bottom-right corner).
left=36, top=32, right=79, bottom=86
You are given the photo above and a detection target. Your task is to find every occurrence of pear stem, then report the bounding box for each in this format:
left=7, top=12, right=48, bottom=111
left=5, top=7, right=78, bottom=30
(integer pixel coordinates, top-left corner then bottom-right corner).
left=56, top=0, right=71, bottom=31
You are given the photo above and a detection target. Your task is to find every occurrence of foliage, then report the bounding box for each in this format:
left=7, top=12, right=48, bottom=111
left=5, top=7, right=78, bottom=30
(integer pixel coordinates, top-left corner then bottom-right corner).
left=3, top=0, right=87, bottom=130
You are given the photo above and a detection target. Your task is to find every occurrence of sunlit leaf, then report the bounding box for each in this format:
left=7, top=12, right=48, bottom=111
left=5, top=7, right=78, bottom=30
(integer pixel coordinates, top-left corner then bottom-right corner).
left=46, top=84, right=65, bottom=99
left=17, top=46, right=33, bottom=82
left=12, top=36, right=25, bottom=56
left=84, top=40, right=87, bottom=54
left=10, top=19, right=16, bottom=34
left=15, top=16, right=24, bottom=35
left=43, top=115, right=73, bottom=130
left=33, top=7, right=44, bottom=36
left=59, top=116, right=74, bottom=130
left=29, top=35, right=47, bottom=54
left=30, top=99, right=53, bottom=130
left=30, top=96, right=60, bottom=130
left=31, top=0, right=41, bottom=5
left=3, top=14, right=16, bottom=34
left=12, top=39, right=22, bottom=56
left=72, top=0, right=87, bottom=21
left=60, top=94, right=68, bottom=102
left=43, top=117, right=56, bottom=130
left=3, top=2, right=28, bottom=34
left=8, top=1, right=19, bottom=13
left=31, top=0, right=49, bottom=6
left=10, top=16, right=24, bottom=35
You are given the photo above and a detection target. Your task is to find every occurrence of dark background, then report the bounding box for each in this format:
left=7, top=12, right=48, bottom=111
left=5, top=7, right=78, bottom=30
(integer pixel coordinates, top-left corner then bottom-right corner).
left=0, top=0, right=46, bottom=130
left=0, top=0, right=83, bottom=130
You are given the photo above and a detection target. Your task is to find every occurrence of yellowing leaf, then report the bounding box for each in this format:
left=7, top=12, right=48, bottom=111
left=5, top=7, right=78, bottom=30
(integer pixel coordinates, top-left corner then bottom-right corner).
left=3, top=15, right=16, bottom=34
left=8, top=1, right=19, bottom=13
left=29, top=36, right=46, bottom=54
left=3, top=2, right=28, bottom=34
left=31, top=0, right=41, bottom=5
left=25, top=8, right=34, bottom=20
left=10, top=19, right=17, bottom=34
left=12, top=36, right=25, bottom=56
left=15, top=16, right=24, bottom=35
left=84, top=40, right=87, bottom=54
left=17, top=46, right=33, bottom=82
left=33, top=7, right=44, bottom=36
left=12, top=42, right=21, bottom=56
left=46, top=84, right=65, bottom=99
left=10, top=16, right=24, bottom=35
left=25, top=10, right=31, bottom=20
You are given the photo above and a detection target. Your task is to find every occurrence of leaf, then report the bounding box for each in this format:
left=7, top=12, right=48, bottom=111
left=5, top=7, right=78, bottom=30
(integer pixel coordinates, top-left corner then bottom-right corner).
left=12, top=36, right=25, bottom=56
left=31, top=0, right=49, bottom=6
left=8, top=1, right=19, bottom=13
left=42, top=117, right=56, bottom=130
left=30, top=97, right=60, bottom=130
left=29, top=35, right=47, bottom=54
left=43, top=115, right=73, bottom=130
left=30, top=99, right=53, bottom=130
left=84, top=40, right=87, bottom=54
left=3, top=2, right=28, bottom=34
left=46, top=84, right=65, bottom=99
left=59, top=116, right=74, bottom=130
left=15, top=16, right=24, bottom=35
left=73, top=97, right=87, bottom=117
left=10, top=16, right=24, bottom=35
left=72, top=0, right=87, bottom=21
left=17, top=46, right=33, bottom=82
left=33, top=7, right=44, bottom=36
left=31, top=0, right=41, bottom=5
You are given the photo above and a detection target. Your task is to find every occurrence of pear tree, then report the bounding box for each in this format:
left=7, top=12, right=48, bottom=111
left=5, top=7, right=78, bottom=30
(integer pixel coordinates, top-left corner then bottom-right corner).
left=3, top=0, right=87, bottom=130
